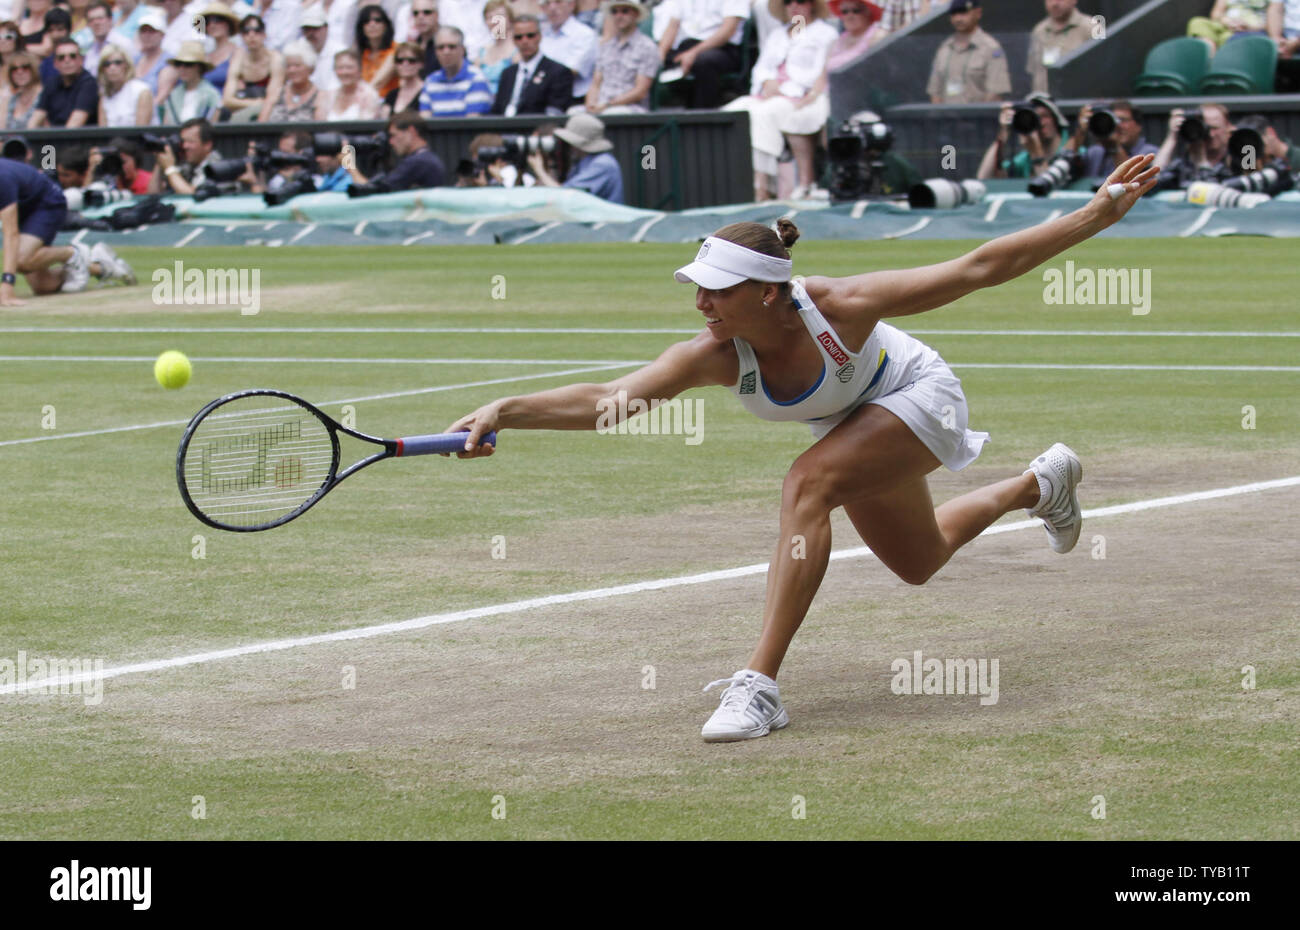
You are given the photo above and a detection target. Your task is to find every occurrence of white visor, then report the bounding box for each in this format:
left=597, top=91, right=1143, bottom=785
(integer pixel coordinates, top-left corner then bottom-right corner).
left=673, top=236, right=792, bottom=289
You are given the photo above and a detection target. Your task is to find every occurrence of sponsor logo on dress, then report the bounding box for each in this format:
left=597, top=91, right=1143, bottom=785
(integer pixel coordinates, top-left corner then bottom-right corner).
left=835, top=362, right=855, bottom=383
left=816, top=330, right=849, bottom=366
left=739, top=371, right=756, bottom=394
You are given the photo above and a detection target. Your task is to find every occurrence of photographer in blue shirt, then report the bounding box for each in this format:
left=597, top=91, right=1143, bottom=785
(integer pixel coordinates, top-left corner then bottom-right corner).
left=526, top=113, right=624, bottom=204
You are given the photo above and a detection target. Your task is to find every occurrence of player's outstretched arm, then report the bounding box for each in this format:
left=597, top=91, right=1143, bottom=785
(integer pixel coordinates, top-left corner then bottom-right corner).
left=824, top=154, right=1160, bottom=322
left=445, top=332, right=731, bottom=456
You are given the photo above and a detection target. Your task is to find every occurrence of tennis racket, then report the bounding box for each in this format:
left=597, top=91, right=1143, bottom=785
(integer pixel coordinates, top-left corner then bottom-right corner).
left=176, top=389, right=495, bottom=532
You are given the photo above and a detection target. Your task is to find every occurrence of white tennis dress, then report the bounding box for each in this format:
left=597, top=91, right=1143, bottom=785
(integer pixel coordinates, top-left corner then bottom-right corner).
left=729, top=279, right=989, bottom=470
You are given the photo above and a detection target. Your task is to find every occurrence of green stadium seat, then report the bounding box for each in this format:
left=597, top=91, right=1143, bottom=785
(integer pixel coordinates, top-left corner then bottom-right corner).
left=1132, top=38, right=1210, bottom=96
left=1198, top=35, right=1278, bottom=94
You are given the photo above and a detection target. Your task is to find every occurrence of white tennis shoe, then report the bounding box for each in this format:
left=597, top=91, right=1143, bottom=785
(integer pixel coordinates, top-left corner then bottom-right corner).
left=701, top=669, right=788, bottom=742
left=61, top=242, right=91, bottom=293
left=91, top=242, right=136, bottom=285
left=1025, top=442, right=1083, bottom=554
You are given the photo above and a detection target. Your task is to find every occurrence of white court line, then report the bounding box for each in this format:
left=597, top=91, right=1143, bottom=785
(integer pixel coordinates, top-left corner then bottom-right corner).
left=983, top=196, right=1006, bottom=222
left=0, top=363, right=634, bottom=448
left=1180, top=207, right=1216, bottom=237
left=174, top=229, right=203, bottom=248
left=5, top=327, right=1297, bottom=338
left=2, top=356, right=1295, bottom=373
left=512, top=221, right=559, bottom=244
left=0, top=355, right=646, bottom=366
left=885, top=217, right=931, bottom=239
left=4, top=475, right=1297, bottom=696
left=288, top=224, right=317, bottom=245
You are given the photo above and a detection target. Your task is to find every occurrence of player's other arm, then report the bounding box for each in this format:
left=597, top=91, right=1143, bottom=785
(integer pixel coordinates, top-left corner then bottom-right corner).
left=447, top=332, right=731, bottom=452
left=823, top=154, right=1159, bottom=322
left=1, top=203, right=24, bottom=306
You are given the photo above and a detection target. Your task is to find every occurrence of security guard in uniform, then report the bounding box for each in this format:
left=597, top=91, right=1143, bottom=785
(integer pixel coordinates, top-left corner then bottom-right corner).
left=926, top=0, right=1010, bottom=105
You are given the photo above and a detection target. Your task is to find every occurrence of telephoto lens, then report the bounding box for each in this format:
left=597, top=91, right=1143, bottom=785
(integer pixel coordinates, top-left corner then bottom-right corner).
left=908, top=178, right=987, bottom=209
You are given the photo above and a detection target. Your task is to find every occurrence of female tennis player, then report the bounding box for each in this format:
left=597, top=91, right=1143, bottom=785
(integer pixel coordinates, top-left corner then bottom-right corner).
left=448, top=153, right=1159, bottom=742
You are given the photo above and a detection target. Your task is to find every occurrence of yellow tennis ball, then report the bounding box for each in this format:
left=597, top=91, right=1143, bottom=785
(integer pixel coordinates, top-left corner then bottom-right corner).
left=154, top=350, right=192, bottom=389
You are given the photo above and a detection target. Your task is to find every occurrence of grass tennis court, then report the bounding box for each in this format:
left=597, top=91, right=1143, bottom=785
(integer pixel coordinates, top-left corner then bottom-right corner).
left=1, top=237, right=1296, bottom=839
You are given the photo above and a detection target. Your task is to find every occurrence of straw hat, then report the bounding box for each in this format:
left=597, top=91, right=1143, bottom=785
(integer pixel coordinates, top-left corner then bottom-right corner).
left=600, top=0, right=648, bottom=22
left=554, top=113, right=613, bottom=154
left=169, top=40, right=212, bottom=71
left=196, top=2, right=241, bottom=32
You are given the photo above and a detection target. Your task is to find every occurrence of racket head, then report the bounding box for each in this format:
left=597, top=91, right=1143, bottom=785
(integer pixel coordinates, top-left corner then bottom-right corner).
left=176, top=389, right=342, bottom=532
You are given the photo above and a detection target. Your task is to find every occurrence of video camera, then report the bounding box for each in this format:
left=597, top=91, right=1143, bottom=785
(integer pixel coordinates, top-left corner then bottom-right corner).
left=827, top=114, right=895, bottom=201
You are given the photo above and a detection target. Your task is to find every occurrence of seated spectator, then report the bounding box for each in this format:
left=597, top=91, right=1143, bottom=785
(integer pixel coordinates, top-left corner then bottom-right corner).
left=19, top=0, right=53, bottom=57
left=315, top=48, right=383, bottom=119
left=199, top=2, right=242, bottom=95
left=475, top=0, right=517, bottom=96
left=405, top=0, right=442, bottom=77
left=148, top=116, right=220, bottom=194
left=30, top=37, right=97, bottom=126
left=132, top=9, right=169, bottom=97
left=357, top=4, right=399, bottom=99
left=1, top=51, right=41, bottom=128
left=438, top=0, right=494, bottom=64
left=96, top=42, right=152, bottom=126
left=1235, top=111, right=1300, bottom=169
left=657, top=0, right=750, bottom=109
left=346, top=110, right=447, bottom=194
left=0, top=21, right=25, bottom=87
left=81, top=2, right=132, bottom=76
left=585, top=0, right=659, bottom=115
left=246, top=0, right=306, bottom=51
left=301, top=7, right=345, bottom=92
left=419, top=26, right=492, bottom=117
left=927, top=0, right=1009, bottom=104
left=267, top=39, right=321, bottom=121
left=1267, top=0, right=1300, bottom=62
left=1071, top=98, right=1158, bottom=176
left=540, top=0, right=598, bottom=107
left=491, top=14, right=573, bottom=115
left=977, top=92, right=1071, bottom=179
left=724, top=0, right=838, bottom=200
left=223, top=14, right=285, bottom=122
left=312, top=132, right=354, bottom=192
left=526, top=111, right=624, bottom=202
left=1153, top=102, right=1234, bottom=183
left=878, top=0, right=929, bottom=37
left=384, top=42, right=426, bottom=115
left=158, top=42, right=221, bottom=123
left=1028, top=0, right=1094, bottom=94
left=37, top=8, right=72, bottom=86
left=1189, top=0, right=1270, bottom=54
left=826, top=1, right=885, bottom=71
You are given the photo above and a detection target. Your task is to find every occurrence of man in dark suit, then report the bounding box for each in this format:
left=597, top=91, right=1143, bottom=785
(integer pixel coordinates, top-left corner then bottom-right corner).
left=491, top=13, right=574, bottom=116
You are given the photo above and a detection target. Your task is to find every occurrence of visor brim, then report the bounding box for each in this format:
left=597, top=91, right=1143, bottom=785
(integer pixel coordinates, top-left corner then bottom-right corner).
left=673, top=262, right=747, bottom=290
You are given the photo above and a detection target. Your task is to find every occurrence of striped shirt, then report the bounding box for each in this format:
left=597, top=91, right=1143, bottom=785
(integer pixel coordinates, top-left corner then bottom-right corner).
left=418, top=62, right=494, bottom=118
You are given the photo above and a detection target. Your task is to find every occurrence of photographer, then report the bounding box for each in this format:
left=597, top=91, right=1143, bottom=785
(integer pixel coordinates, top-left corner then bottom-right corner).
left=313, top=134, right=354, bottom=193
left=1153, top=102, right=1234, bottom=185
left=346, top=111, right=446, bottom=196
left=241, top=130, right=313, bottom=194
left=1235, top=112, right=1300, bottom=170
left=1071, top=100, right=1158, bottom=178
left=457, top=132, right=536, bottom=188
left=826, top=111, right=922, bottom=199
left=977, top=93, right=1071, bottom=180
left=525, top=113, right=623, bottom=204
left=147, top=118, right=219, bottom=196
left=87, top=138, right=152, bottom=195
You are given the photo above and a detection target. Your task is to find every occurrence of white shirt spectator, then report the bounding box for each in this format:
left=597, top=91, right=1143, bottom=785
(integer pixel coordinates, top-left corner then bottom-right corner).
left=164, top=9, right=205, bottom=58
left=747, top=17, right=836, bottom=96
left=253, top=0, right=304, bottom=50
left=101, top=76, right=155, bottom=125
left=82, top=29, right=136, bottom=75
left=1274, top=0, right=1300, bottom=35
left=661, top=0, right=751, bottom=47
left=439, top=0, right=493, bottom=61
left=304, top=0, right=358, bottom=48
left=542, top=15, right=598, bottom=98
left=311, top=37, right=347, bottom=90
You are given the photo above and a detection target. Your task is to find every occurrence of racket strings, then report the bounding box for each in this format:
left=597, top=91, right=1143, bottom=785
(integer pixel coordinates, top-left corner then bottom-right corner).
left=182, top=400, right=336, bottom=528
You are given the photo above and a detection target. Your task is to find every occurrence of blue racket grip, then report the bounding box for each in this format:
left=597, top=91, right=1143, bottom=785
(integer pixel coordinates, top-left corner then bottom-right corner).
left=395, top=430, right=497, bottom=456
